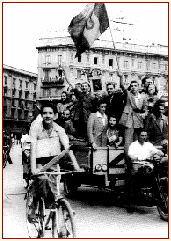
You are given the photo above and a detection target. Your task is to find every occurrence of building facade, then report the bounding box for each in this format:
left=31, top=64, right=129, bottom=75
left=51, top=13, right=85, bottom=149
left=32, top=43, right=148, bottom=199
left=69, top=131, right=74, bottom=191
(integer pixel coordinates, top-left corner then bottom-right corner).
left=36, top=36, right=168, bottom=100
left=3, top=64, right=37, bottom=137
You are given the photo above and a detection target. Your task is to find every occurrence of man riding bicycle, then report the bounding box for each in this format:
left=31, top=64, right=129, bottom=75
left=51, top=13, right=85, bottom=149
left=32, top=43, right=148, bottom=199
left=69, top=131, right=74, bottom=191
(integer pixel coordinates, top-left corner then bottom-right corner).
left=28, top=101, right=81, bottom=222
left=126, top=129, right=164, bottom=212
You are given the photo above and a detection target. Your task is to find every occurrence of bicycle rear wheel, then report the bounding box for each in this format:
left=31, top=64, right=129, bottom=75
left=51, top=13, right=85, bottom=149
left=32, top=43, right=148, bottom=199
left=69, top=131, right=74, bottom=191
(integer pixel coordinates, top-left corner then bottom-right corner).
left=26, top=191, right=45, bottom=238
left=52, top=198, right=76, bottom=238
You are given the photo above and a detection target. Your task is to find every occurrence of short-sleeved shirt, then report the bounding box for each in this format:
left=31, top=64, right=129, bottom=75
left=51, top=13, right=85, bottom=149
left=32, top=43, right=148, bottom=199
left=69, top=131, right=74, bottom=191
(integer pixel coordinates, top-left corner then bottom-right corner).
left=30, top=121, right=69, bottom=158
left=128, top=140, right=160, bottom=161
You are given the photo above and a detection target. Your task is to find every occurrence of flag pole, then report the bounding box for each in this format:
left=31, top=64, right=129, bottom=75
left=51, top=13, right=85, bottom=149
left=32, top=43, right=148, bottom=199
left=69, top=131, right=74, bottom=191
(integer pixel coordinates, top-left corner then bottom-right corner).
left=104, top=3, right=120, bottom=71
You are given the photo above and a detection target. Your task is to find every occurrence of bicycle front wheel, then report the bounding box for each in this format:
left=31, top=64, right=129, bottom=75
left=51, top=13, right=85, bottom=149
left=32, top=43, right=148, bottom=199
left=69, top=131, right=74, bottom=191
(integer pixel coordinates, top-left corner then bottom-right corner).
left=26, top=191, right=45, bottom=238
left=52, top=199, right=76, bottom=238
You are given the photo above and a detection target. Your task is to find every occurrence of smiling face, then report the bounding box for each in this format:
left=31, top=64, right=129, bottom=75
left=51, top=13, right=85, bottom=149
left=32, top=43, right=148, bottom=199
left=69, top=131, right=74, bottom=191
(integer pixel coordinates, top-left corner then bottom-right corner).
left=147, top=84, right=155, bottom=95
left=42, top=107, right=55, bottom=125
left=61, top=92, right=67, bottom=102
left=81, top=83, right=89, bottom=94
left=130, top=82, right=138, bottom=94
left=145, top=78, right=153, bottom=87
left=107, top=84, right=115, bottom=96
left=109, top=117, right=117, bottom=128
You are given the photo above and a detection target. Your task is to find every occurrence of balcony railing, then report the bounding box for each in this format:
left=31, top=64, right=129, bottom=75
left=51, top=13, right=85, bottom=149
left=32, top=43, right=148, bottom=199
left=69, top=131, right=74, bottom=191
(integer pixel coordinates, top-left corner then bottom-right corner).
left=41, top=77, right=65, bottom=84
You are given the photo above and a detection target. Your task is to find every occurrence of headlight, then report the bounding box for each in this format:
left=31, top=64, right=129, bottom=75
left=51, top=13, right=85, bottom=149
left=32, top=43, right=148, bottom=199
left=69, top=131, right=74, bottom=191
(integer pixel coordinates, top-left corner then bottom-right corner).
left=94, top=164, right=102, bottom=172
left=101, top=164, right=107, bottom=172
left=24, top=149, right=30, bottom=157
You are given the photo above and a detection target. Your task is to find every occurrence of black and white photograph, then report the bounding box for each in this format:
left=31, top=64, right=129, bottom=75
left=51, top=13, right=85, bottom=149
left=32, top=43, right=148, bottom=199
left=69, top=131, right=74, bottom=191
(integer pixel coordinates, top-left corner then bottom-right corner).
left=3, top=2, right=168, bottom=238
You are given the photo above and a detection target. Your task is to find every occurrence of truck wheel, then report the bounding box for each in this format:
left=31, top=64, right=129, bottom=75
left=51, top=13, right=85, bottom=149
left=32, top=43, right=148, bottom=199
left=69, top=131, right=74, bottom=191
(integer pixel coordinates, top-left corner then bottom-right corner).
left=157, top=195, right=168, bottom=221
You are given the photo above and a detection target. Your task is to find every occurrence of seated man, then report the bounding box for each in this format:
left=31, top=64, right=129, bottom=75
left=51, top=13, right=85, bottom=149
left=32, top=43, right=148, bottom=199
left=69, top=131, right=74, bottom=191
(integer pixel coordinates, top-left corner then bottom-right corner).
left=126, top=129, right=164, bottom=212
left=29, top=101, right=80, bottom=222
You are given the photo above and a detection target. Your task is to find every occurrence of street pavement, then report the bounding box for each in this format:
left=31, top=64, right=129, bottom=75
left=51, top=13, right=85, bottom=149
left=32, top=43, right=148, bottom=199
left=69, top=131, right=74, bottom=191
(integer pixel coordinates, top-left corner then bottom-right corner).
left=3, top=145, right=169, bottom=238
left=3, top=144, right=28, bottom=238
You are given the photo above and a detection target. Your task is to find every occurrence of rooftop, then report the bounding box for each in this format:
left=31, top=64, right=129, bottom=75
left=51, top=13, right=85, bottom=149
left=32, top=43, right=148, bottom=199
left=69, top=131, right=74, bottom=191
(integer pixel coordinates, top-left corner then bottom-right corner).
left=3, top=64, right=38, bottom=78
left=37, top=36, right=168, bottom=57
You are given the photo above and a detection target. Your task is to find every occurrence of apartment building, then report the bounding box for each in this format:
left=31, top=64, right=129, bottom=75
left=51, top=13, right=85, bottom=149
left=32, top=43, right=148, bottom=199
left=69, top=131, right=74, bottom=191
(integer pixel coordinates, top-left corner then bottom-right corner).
left=36, top=36, right=168, bottom=101
left=3, top=64, right=37, bottom=137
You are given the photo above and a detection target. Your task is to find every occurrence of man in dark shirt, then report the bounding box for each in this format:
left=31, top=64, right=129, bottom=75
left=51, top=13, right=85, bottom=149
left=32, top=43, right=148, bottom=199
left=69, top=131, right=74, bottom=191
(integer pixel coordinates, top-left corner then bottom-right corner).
left=3, top=130, right=13, bottom=164
left=105, top=82, right=125, bottom=123
left=71, top=81, right=95, bottom=140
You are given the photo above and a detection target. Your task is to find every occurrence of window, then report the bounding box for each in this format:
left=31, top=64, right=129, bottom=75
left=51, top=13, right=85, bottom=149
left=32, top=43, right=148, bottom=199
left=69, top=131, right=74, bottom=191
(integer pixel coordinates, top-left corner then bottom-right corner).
left=77, top=70, right=81, bottom=79
left=12, top=89, right=16, bottom=97
left=146, top=61, right=150, bottom=70
left=58, top=69, right=62, bottom=77
left=19, top=90, right=22, bottom=99
left=34, top=84, right=36, bottom=91
left=45, top=55, right=51, bottom=64
left=24, top=110, right=28, bottom=120
left=102, top=55, right=105, bottom=64
left=12, top=99, right=15, bottom=107
left=11, top=109, right=15, bottom=118
left=165, top=64, right=168, bottom=71
left=124, top=60, right=129, bottom=68
left=138, top=62, right=142, bottom=69
left=131, top=59, right=134, bottom=67
left=3, top=87, right=7, bottom=96
left=109, top=59, right=113, bottom=67
left=25, top=92, right=29, bottom=99
left=4, top=76, right=7, bottom=85
left=94, top=57, right=98, bottom=65
left=153, top=63, right=156, bottom=69
left=78, top=55, right=81, bottom=62
left=33, top=93, right=36, bottom=99
left=13, top=78, right=16, bottom=87
left=47, top=89, right=51, bottom=97
left=44, top=69, right=50, bottom=80
left=43, top=89, right=46, bottom=97
left=19, top=79, right=22, bottom=88
left=26, top=82, right=29, bottom=89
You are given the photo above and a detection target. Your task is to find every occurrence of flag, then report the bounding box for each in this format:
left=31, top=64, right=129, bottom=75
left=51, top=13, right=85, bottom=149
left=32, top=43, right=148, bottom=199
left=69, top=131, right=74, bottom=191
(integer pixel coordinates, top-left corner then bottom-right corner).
left=68, top=3, right=109, bottom=57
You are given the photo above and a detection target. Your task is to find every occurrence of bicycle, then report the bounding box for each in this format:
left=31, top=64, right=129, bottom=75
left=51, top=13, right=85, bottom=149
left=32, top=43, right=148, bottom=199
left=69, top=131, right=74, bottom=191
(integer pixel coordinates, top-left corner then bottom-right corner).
left=25, top=148, right=76, bottom=238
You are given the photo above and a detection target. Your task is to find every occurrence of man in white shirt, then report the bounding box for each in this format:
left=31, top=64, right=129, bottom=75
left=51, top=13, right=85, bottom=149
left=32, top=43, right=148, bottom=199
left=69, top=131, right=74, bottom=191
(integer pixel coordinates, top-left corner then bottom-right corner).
left=28, top=101, right=80, bottom=222
left=128, top=131, right=164, bottom=163
left=126, top=130, right=164, bottom=212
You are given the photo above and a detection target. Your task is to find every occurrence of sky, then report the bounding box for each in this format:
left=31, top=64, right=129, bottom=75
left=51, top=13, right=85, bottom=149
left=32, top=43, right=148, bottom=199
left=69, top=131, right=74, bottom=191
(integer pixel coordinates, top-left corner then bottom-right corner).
left=3, top=3, right=168, bottom=73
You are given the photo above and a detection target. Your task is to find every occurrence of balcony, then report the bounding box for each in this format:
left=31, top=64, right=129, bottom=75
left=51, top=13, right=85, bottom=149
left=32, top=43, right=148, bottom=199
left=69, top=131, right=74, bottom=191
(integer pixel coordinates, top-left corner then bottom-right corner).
left=41, top=77, right=65, bottom=87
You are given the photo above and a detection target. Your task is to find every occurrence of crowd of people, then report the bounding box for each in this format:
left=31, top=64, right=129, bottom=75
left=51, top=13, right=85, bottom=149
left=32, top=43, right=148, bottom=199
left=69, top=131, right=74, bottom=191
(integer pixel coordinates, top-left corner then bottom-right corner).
left=47, top=75, right=168, bottom=154
left=3, top=73, right=168, bottom=219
